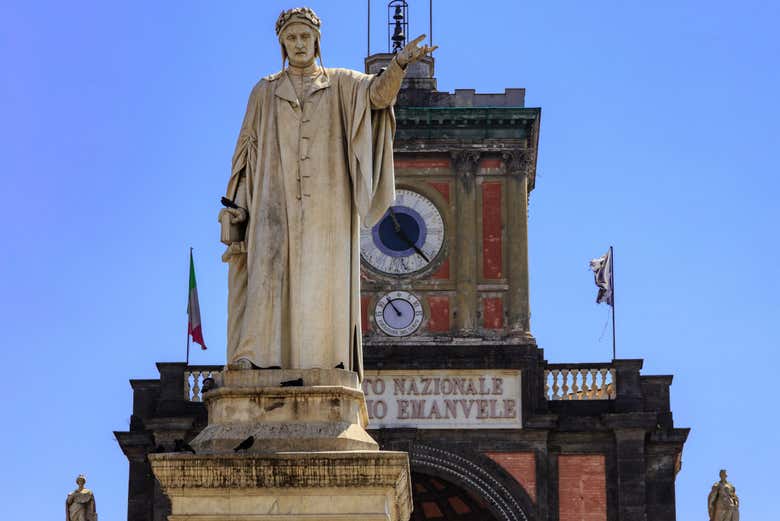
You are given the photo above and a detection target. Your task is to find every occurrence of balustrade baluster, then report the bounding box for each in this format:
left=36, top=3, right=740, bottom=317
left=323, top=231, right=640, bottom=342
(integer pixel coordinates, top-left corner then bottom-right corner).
left=583, top=369, right=592, bottom=399
left=607, top=369, right=616, bottom=398
left=600, top=369, right=608, bottom=399
left=580, top=369, right=589, bottom=399
left=184, top=371, right=192, bottom=400
left=581, top=369, right=590, bottom=400
left=561, top=369, right=570, bottom=400
left=551, top=369, right=561, bottom=400
left=191, top=371, right=201, bottom=402
left=544, top=370, right=551, bottom=400
left=571, top=369, right=580, bottom=400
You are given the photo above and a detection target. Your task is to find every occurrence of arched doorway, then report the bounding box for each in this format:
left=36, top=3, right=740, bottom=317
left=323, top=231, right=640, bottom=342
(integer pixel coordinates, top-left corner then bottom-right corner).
left=411, top=472, right=499, bottom=520
left=407, top=444, right=534, bottom=521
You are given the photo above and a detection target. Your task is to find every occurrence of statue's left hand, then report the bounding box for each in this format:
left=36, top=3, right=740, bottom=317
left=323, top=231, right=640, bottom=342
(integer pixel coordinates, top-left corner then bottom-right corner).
left=396, top=34, right=438, bottom=68
left=219, top=207, right=248, bottom=225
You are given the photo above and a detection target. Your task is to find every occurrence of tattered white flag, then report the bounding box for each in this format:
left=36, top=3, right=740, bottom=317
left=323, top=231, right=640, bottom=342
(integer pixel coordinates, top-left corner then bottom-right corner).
left=589, top=248, right=614, bottom=306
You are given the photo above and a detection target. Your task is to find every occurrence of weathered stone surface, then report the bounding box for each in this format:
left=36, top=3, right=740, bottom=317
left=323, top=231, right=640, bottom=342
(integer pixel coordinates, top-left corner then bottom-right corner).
left=189, top=369, right=378, bottom=454
left=221, top=368, right=359, bottom=389
left=150, top=452, right=412, bottom=521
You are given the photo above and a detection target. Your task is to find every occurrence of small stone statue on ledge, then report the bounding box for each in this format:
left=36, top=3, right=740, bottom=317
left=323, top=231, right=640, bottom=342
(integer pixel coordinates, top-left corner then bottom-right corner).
left=708, top=469, right=739, bottom=521
left=65, top=474, right=97, bottom=521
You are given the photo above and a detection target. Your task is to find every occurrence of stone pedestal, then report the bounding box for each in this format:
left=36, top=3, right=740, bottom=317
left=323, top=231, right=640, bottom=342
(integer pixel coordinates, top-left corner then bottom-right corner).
left=150, top=452, right=411, bottom=521
left=190, top=369, right=378, bottom=453
left=150, top=369, right=412, bottom=521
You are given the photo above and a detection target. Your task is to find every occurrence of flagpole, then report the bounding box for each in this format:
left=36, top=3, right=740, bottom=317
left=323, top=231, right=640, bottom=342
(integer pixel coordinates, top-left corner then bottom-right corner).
left=610, top=246, right=616, bottom=360
left=186, top=247, right=192, bottom=366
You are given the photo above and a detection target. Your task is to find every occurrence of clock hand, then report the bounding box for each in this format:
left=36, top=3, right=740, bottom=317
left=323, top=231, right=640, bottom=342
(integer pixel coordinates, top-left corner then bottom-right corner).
left=388, top=207, right=403, bottom=232
left=388, top=208, right=431, bottom=263
left=410, top=243, right=430, bottom=263
left=388, top=299, right=403, bottom=317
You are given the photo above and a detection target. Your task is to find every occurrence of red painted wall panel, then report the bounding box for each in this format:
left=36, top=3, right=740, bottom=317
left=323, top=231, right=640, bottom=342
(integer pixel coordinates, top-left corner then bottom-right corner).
left=482, top=297, right=504, bottom=329
left=480, top=158, right=503, bottom=169
left=427, top=181, right=451, bottom=203
left=558, top=455, right=607, bottom=521
left=485, top=452, right=537, bottom=502
left=395, top=158, right=451, bottom=168
left=482, top=182, right=503, bottom=279
left=427, top=296, right=450, bottom=332
left=430, top=257, right=450, bottom=280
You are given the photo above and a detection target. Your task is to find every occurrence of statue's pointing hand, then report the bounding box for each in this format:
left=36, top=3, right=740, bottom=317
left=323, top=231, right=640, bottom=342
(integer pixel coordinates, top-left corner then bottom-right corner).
left=396, top=34, right=438, bottom=68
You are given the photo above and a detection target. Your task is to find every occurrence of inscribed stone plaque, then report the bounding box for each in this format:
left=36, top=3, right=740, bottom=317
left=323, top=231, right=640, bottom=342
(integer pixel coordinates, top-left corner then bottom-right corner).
left=362, top=370, right=522, bottom=429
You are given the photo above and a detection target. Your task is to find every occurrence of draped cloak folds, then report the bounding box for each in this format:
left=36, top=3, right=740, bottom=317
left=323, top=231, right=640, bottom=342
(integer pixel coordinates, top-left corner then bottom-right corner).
left=223, top=67, right=397, bottom=380
left=66, top=489, right=97, bottom=521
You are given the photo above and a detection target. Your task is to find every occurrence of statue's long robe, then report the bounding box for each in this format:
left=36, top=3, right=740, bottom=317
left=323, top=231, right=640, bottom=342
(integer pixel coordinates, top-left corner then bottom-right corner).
left=66, top=490, right=97, bottom=521
left=708, top=482, right=739, bottom=521
left=224, top=65, right=399, bottom=379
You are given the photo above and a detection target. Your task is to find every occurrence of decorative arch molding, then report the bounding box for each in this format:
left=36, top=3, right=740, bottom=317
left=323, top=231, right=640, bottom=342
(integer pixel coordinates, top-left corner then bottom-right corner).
left=408, top=443, right=536, bottom=521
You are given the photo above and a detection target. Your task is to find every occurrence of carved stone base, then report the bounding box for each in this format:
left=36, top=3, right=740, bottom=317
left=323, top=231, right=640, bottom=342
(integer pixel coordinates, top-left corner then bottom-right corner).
left=189, top=369, right=378, bottom=454
left=157, top=368, right=411, bottom=519
left=150, top=452, right=412, bottom=521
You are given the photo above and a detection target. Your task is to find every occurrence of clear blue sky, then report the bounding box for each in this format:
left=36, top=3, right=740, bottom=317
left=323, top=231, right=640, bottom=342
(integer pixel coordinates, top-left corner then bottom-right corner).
left=2, top=0, right=777, bottom=519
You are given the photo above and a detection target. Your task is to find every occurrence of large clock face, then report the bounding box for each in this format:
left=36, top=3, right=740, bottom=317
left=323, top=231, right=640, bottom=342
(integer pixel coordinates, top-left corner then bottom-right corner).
left=360, top=189, right=445, bottom=275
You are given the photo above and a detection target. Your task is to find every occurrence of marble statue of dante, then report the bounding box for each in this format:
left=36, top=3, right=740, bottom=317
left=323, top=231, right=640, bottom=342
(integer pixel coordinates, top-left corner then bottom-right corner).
left=65, top=475, right=97, bottom=521
left=219, top=7, right=436, bottom=378
left=708, top=469, right=740, bottom=521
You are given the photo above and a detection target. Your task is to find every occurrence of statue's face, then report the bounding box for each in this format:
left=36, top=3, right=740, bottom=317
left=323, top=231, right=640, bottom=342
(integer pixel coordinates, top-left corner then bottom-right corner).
left=76, top=477, right=86, bottom=488
left=281, top=23, right=317, bottom=67
left=720, top=470, right=727, bottom=480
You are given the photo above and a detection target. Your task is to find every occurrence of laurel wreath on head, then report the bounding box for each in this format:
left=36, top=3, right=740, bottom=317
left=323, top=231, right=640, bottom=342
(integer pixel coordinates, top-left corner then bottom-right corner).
left=275, top=7, right=322, bottom=36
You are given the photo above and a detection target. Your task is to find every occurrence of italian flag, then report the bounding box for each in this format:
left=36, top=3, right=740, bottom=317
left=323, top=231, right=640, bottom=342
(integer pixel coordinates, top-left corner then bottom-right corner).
left=188, top=250, right=207, bottom=350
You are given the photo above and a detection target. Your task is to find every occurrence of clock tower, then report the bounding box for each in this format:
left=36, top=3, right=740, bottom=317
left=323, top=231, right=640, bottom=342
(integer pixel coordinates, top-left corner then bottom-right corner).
left=360, top=55, right=540, bottom=343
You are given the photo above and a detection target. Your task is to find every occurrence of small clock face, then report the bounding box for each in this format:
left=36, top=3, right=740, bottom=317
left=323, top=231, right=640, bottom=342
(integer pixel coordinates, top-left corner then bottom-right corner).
left=374, top=291, right=424, bottom=337
left=361, top=189, right=445, bottom=275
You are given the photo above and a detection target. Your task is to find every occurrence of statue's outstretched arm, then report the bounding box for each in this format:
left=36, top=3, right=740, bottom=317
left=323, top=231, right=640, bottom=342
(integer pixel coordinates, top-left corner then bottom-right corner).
left=369, top=58, right=405, bottom=109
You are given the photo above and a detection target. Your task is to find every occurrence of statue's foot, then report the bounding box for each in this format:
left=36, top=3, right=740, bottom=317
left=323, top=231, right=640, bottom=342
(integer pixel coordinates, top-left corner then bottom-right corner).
left=233, top=358, right=282, bottom=370
left=234, top=358, right=253, bottom=370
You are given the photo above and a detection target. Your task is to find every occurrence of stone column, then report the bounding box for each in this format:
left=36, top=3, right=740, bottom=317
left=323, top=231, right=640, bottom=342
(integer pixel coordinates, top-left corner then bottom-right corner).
left=119, top=439, right=155, bottom=521
left=502, top=150, right=533, bottom=335
left=614, top=428, right=648, bottom=521
left=645, top=442, right=680, bottom=521
left=451, top=151, right=480, bottom=333
left=116, top=379, right=162, bottom=521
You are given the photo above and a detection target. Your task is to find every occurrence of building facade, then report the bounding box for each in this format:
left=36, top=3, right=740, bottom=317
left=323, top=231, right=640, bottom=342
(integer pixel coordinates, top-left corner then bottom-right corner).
left=115, top=46, right=688, bottom=521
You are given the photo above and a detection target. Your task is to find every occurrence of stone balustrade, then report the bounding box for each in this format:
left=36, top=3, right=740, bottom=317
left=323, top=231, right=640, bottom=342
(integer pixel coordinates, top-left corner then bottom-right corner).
left=185, top=365, right=223, bottom=402
left=545, top=364, right=616, bottom=400
left=185, top=364, right=616, bottom=402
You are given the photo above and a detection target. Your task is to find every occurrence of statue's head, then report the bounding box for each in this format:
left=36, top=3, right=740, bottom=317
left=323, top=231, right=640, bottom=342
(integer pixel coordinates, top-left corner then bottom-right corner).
left=275, top=7, right=322, bottom=68
left=76, top=474, right=86, bottom=487
left=719, top=469, right=727, bottom=480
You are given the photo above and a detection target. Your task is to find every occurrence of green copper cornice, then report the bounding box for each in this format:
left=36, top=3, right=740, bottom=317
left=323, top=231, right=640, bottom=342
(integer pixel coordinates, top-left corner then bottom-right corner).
left=395, top=106, right=540, bottom=141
